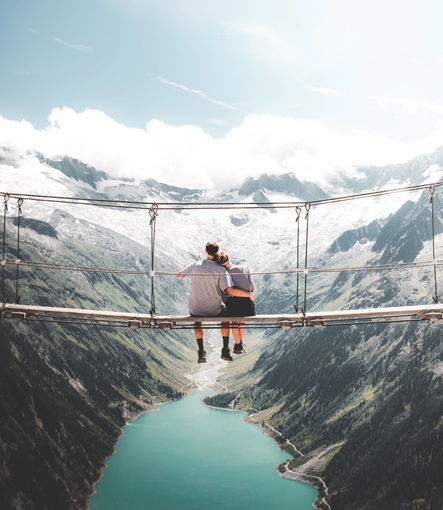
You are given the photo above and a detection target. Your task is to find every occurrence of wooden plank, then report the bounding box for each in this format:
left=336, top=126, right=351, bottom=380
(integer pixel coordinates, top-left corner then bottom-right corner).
left=2, top=303, right=443, bottom=327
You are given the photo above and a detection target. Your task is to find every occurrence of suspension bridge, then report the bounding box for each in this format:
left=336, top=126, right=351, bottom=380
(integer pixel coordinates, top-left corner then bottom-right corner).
left=1, top=181, right=443, bottom=331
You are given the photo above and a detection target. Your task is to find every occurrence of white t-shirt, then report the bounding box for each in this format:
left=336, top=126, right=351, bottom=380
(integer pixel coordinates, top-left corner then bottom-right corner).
left=180, top=259, right=233, bottom=315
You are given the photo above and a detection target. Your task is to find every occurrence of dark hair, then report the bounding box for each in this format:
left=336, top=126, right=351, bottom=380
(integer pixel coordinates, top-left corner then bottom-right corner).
left=215, top=251, right=229, bottom=266
left=205, top=241, right=219, bottom=256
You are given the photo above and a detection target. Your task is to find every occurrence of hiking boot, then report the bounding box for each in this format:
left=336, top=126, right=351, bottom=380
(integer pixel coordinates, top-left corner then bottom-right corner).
left=198, top=349, right=207, bottom=363
left=233, top=342, right=246, bottom=355
left=220, top=348, right=233, bottom=361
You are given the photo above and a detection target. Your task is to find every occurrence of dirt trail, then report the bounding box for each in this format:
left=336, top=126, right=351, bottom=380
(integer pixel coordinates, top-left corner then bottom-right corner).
left=248, top=412, right=304, bottom=457
left=189, top=331, right=230, bottom=391
left=284, top=461, right=331, bottom=510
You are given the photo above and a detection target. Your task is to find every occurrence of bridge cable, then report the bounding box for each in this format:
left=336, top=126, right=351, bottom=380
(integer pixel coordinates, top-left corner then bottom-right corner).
left=15, top=198, right=23, bottom=304
left=303, top=202, right=311, bottom=314
left=294, top=206, right=301, bottom=313
left=149, top=203, right=159, bottom=318
left=3, top=180, right=443, bottom=210
left=429, top=187, right=438, bottom=303
left=1, top=182, right=443, bottom=210
left=2, top=193, right=9, bottom=307
left=2, top=255, right=443, bottom=278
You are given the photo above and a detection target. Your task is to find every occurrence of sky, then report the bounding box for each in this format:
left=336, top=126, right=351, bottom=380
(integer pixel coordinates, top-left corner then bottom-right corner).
left=1, top=0, right=443, bottom=191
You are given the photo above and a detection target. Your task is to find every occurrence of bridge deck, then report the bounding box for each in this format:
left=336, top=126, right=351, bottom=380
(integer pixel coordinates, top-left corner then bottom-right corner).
left=2, top=303, right=443, bottom=330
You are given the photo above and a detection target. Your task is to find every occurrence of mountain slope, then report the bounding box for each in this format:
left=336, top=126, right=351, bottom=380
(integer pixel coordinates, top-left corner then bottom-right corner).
left=217, top=187, right=443, bottom=509
left=1, top=145, right=443, bottom=509
left=0, top=208, right=195, bottom=509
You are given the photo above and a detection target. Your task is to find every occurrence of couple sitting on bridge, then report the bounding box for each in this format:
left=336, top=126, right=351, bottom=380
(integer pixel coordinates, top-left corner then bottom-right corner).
left=177, top=241, right=255, bottom=363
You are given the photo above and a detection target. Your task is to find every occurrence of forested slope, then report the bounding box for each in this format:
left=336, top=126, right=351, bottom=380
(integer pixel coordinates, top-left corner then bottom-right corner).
left=0, top=212, right=194, bottom=509
left=214, top=188, right=443, bottom=509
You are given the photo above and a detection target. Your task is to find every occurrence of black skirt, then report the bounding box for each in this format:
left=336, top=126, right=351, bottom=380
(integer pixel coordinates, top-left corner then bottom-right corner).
left=225, top=297, right=256, bottom=317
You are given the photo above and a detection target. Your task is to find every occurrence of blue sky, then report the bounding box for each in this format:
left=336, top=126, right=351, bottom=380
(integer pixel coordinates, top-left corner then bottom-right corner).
left=1, top=0, right=443, bottom=190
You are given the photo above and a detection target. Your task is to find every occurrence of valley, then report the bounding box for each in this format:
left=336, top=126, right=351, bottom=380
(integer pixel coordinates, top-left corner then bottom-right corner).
left=1, top=147, right=443, bottom=509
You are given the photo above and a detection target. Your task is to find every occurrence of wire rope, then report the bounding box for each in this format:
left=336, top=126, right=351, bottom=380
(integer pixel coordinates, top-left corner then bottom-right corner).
left=2, top=193, right=9, bottom=305
left=429, top=187, right=438, bottom=303
left=15, top=198, right=23, bottom=304
left=3, top=257, right=443, bottom=277
left=149, top=203, right=158, bottom=317
left=294, top=206, right=301, bottom=313
left=303, top=202, right=310, bottom=314
left=2, top=180, right=443, bottom=211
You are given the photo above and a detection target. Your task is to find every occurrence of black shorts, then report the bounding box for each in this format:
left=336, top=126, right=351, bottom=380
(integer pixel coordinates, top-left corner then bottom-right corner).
left=225, top=297, right=256, bottom=317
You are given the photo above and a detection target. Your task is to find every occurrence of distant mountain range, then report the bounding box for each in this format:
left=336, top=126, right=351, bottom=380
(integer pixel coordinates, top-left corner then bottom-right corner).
left=1, top=145, right=443, bottom=509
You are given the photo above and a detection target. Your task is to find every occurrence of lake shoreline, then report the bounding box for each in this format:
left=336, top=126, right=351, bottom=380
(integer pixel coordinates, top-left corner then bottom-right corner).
left=88, top=390, right=318, bottom=510
left=88, top=339, right=318, bottom=510
left=203, top=398, right=324, bottom=510
left=87, top=396, right=179, bottom=504
left=88, top=366, right=201, bottom=504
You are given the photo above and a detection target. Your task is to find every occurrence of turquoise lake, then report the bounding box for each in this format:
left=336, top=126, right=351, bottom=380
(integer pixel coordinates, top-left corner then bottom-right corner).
left=88, top=391, right=317, bottom=510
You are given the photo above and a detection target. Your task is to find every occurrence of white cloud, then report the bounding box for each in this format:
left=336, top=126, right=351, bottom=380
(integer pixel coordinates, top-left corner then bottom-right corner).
left=304, top=85, right=344, bottom=96
left=369, top=95, right=443, bottom=113
left=53, top=38, right=93, bottom=52
left=156, top=77, right=234, bottom=110
left=1, top=108, right=443, bottom=193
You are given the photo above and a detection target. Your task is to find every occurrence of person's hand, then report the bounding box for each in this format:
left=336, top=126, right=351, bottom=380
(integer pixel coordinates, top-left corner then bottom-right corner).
left=249, top=292, right=254, bottom=300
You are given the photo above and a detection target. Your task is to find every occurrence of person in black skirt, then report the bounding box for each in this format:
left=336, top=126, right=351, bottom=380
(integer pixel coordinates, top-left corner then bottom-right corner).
left=215, top=252, right=255, bottom=354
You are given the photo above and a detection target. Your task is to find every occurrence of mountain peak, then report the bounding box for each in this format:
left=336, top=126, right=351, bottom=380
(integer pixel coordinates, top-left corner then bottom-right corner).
left=238, top=173, right=329, bottom=201
left=37, top=154, right=108, bottom=190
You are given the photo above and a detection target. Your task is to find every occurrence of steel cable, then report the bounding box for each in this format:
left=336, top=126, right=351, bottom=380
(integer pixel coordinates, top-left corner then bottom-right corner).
left=15, top=198, right=23, bottom=304
left=2, top=193, right=9, bottom=305
left=2, top=180, right=443, bottom=211
left=429, top=187, right=438, bottom=303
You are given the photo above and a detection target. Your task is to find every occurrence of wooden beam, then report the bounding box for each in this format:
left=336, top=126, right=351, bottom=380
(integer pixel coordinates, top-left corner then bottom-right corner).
left=2, top=303, right=443, bottom=329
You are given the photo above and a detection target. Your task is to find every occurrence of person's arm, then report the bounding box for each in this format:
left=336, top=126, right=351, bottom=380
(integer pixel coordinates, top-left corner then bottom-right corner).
left=178, top=262, right=195, bottom=279
left=248, top=271, right=254, bottom=293
left=226, top=287, right=254, bottom=300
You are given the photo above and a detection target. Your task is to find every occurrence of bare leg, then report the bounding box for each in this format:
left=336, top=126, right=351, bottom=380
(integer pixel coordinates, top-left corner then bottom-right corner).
left=194, top=321, right=203, bottom=341
left=231, top=321, right=241, bottom=343
left=239, top=321, right=246, bottom=341
left=221, top=321, right=230, bottom=338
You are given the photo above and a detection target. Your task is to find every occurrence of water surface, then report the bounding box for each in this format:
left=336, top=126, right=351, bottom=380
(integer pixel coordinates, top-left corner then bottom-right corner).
left=88, top=391, right=317, bottom=510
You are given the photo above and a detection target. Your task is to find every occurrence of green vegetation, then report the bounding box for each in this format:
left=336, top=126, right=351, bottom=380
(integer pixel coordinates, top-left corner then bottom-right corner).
left=0, top=215, right=195, bottom=509
left=215, top=191, right=443, bottom=509
left=204, top=392, right=237, bottom=408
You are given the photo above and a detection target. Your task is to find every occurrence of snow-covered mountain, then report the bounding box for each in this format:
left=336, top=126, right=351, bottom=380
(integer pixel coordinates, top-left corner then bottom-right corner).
left=1, top=146, right=442, bottom=316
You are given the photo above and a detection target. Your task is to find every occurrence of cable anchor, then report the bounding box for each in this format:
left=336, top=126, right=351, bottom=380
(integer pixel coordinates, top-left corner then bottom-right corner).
left=149, top=203, right=159, bottom=225
left=295, top=205, right=301, bottom=223
left=429, top=186, right=435, bottom=204
left=3, top=193, right=10, bottom=212
left=304, top=201, right=311, bottom=220
left=17, top=197, right=24, bottom=214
